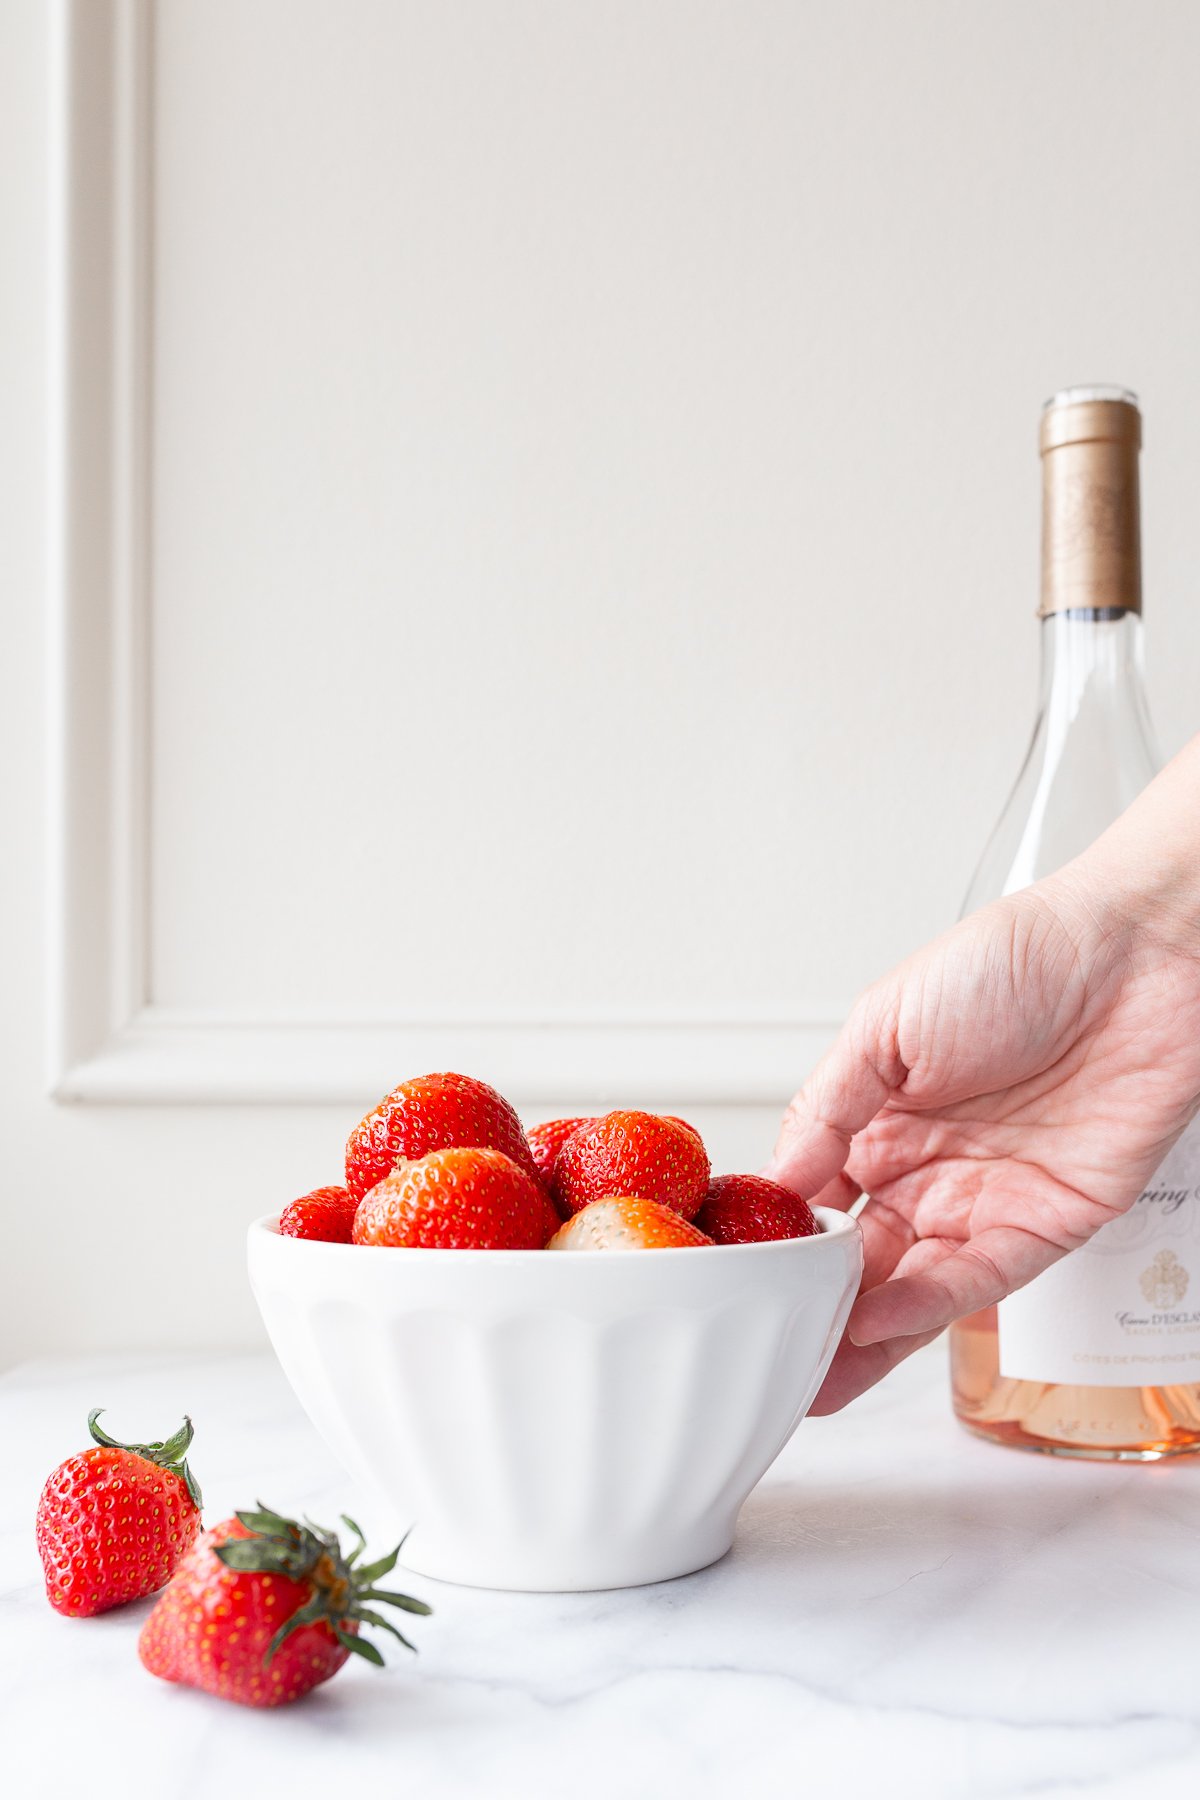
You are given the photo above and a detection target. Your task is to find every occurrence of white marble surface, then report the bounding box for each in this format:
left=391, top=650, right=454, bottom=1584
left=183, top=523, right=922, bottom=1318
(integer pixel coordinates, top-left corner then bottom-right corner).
left=3, top=1346, right=1199, bottom=1799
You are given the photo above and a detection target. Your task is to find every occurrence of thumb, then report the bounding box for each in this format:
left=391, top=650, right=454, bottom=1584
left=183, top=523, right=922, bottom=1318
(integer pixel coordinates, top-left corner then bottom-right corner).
left=764, top=994, right=905, bottom=1198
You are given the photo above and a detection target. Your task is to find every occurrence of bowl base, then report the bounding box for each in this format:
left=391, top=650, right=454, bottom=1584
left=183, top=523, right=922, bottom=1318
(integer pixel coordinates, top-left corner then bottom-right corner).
left=394, top=1523, right=736, bottom=1593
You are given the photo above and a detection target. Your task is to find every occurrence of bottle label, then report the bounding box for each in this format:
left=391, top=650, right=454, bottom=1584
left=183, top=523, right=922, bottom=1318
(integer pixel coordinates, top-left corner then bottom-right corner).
left=997, top=1121, right=1200, bottom=1387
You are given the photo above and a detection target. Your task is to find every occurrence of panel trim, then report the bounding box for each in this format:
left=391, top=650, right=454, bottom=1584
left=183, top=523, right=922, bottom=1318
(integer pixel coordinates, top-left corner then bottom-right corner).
left=46, top=0, right=843, bottom=1106
left=48, top=0, right=152, bottom=1090
left=53, top=1012, right=837, bottom=1108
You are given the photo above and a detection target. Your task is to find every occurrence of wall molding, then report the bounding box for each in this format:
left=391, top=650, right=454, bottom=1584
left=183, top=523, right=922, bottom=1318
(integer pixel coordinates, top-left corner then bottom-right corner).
left=46, top=0, right=841, bottom=1107
left=48, top=0, right=153, bottom=1098
left=52, top=1013, right=837, bottom=1108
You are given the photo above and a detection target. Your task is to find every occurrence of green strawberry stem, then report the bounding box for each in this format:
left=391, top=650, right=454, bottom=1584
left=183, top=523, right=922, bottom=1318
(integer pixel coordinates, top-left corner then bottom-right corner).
left=212, top=1503, right=432, bottom=1667
left=87, top=1408, right=203, bottom=1510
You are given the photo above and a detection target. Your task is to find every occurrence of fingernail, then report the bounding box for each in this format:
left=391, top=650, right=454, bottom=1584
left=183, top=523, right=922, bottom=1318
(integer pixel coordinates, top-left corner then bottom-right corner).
left=846, top=1301, right=880, bottom=1348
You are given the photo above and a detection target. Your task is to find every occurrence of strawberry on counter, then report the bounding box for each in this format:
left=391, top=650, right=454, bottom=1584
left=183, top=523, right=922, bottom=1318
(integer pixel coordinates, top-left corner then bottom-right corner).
left=139, top=1505, right=430, bottom=1708
left=36, top=1409, right=203, bottom=1617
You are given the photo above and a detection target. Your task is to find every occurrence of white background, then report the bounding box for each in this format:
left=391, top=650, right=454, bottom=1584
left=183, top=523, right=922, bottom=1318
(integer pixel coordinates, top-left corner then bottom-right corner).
left=5, top=0, right=1200, bottom=1365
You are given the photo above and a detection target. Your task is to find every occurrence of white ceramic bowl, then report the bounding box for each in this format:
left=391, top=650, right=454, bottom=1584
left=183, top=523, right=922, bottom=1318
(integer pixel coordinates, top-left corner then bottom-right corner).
left=248, top=1208, right=862, bottom=1592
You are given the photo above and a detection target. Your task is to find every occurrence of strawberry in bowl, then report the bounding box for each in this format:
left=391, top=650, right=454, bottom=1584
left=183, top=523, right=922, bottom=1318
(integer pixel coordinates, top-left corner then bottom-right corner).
left=345, top=1072, right=539, bottom=1203
left=696, top=1173, right=820, bottom=1245
left=551, top=1111, right=710, bottom=1219
left=278, top=1185, right=359, bottom=1243
left=547, top=1195, right=714, bottom=1250
left=353, top=1146, right=557, bottom=1249
left=526, top=1116, right=594, bottom=1191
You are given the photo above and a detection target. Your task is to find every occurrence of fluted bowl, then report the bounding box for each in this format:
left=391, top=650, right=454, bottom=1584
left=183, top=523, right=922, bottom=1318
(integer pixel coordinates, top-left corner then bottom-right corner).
left=247, top=1209, right=862, bottom=1592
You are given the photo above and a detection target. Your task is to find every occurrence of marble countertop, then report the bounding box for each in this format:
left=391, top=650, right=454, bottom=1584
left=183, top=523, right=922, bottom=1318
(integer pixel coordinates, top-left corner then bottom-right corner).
left=3, top=1345, right=1198, bottom=1799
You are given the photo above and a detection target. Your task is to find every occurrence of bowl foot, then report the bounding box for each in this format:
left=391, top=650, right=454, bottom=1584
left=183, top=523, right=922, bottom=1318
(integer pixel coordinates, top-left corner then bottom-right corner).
left=394, top=1522, right=737, bottom=1593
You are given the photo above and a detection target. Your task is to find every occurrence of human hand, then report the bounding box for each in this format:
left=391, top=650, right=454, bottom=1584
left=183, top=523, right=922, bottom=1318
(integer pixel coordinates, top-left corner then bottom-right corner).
left=768, top=866, right=1200, bottom=1412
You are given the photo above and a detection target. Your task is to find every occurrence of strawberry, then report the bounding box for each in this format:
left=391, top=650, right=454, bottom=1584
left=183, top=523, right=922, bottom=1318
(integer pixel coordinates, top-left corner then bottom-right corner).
left=139, top=1505, right=431, bottom=1708
left=353, top=1145, right=556, bottom=1249
left=345, top=1071, right=538, bottom=1202
left=278, top=1184, right=358, bottom=1242
left=665, top=1116, right=705, bottom=1148
left=696, top=1173, right=820, bottom=1245
left=552, top=1111, right=710, bottom=1220
left=527, top=1117, right=701, bottom=1191
left=526, top=1116, right=594, bottom=1188
left=547, top=1195, right=713, bottom=1251
left=36, top=1410, right=203, bottom=1617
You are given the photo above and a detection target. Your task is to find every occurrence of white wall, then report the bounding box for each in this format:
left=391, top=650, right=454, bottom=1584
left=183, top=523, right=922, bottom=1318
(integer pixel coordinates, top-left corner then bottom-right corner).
left=6, top=0, right=1200, bottom=1366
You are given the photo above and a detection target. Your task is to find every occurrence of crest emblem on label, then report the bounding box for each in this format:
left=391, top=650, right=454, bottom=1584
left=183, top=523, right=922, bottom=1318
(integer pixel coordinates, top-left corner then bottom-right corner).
left=1139, top=1249, right=1190, bottom=1309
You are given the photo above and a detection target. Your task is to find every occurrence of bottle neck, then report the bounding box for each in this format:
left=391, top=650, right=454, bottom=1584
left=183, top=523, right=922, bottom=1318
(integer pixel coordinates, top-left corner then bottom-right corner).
left=1035, top=607, right=1160, bottom=772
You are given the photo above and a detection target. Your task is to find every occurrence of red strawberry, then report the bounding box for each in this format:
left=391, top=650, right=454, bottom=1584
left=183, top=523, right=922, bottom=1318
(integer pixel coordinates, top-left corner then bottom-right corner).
left=665, top=1116, right=705, bottom=1148
left=353, top=1146, right=556, bottom=1249
left=552, top=1111, right=710, bottom=1220
left=278, top=1184, right=358, bottom=1243
left=139, top=1505, right=430, bottom=1709
left=548, top=1195, right=713, bottom=1251
left=696, top=1173, right=820, bottom=1244
left=36, top=1410, right=203, bottom=1617
left=345, top=1071, right=538, bottom=1202
left=526, top=1116, right=594, bottom=1187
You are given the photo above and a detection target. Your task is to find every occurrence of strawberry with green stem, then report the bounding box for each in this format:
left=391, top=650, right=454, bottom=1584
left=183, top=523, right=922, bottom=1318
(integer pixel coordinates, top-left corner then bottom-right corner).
left=37, top=1408, right=204, bottom=1617
left=140, top=1503, right=431, bottom=1708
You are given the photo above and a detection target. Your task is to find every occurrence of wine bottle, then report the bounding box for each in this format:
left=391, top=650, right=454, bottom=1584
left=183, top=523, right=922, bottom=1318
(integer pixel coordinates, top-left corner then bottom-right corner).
left=949, top=386, right=1200, bottom=1459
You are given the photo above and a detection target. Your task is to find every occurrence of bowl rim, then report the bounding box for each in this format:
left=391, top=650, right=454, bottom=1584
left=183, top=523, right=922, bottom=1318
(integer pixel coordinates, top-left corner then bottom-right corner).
left=248, top=1203, right=860, bottom=1264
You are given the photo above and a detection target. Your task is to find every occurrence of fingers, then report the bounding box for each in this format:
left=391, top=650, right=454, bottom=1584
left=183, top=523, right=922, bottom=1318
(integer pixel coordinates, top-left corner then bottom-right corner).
left=809, top=1327, right=945, bottom=1415
left=804, top=1172, right=863, bottom=1215
left=765, top=998, right=904, bottom=1198
left=856, top=1195, right=920, bottom=1290
left=808, top=1229, right=955, bottom=1413
left=848, top=1225, right=1057, bottom=1346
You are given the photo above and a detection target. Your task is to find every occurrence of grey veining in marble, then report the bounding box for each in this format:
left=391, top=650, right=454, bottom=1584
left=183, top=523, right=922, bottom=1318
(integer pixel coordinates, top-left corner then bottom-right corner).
left=2, top=1346, right=1198, bottom=1799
